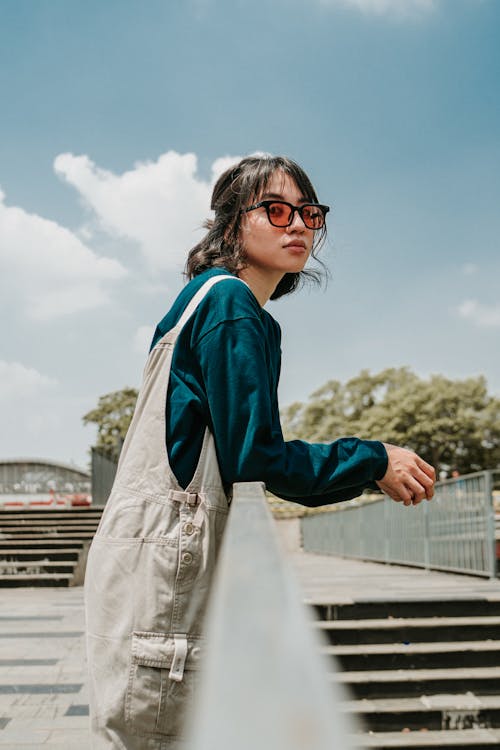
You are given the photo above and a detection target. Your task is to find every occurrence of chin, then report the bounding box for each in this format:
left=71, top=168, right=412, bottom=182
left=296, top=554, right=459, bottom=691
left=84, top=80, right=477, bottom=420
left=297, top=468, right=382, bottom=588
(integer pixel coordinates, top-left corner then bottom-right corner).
left=286, top=260, right=308, bottom=273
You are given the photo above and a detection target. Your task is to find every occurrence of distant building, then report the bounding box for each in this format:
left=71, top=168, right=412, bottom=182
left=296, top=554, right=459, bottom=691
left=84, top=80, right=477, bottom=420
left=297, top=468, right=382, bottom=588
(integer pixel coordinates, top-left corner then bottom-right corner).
left=0, top=458, right=91, bottom=508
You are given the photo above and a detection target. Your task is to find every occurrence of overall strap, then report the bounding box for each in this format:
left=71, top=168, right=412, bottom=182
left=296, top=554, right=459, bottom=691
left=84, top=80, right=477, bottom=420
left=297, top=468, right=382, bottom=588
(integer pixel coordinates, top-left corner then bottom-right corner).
left=114, top=273, right=247, bottom=497
left=174, top=275, right=247, bottom=333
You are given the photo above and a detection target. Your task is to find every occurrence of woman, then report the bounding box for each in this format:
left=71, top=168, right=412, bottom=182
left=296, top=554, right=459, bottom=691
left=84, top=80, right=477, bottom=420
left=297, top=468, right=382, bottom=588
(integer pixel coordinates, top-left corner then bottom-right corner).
left=85, top=155, right=435, bottom=749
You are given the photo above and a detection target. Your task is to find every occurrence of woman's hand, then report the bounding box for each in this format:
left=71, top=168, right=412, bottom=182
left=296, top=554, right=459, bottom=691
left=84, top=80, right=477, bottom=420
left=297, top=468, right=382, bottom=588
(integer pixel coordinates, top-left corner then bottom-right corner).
left=375, top=443, right=435, bottom=506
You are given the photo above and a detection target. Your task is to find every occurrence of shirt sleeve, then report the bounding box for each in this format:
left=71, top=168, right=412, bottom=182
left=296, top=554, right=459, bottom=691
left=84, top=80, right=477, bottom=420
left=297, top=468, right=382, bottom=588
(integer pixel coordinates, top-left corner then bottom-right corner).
left=194, top=316, right=388, bottom=506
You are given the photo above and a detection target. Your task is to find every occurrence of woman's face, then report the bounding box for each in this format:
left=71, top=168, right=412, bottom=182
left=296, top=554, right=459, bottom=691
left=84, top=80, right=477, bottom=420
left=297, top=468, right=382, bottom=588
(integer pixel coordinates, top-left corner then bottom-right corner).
left=239, top=171, right=315, bottom=279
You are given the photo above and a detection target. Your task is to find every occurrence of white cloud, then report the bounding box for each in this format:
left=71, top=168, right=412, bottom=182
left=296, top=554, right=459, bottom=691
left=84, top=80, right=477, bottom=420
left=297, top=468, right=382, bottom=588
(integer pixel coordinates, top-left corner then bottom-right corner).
left=133, top=325, right=155, bottom=356
left=0, top=374, right=92, bottom=460
left=0, top=360, right=58, bottom=401
left=458, top=299, right=500, bottom=327
left=54, top=151, right=241, bottom=273
left=461, top=263, right=478, bottom=275
left=210, top=155, right=242, bottom=181
left=319, top=0, right=436, bottom=17
left=0, top=189, right=127, bottom=320
left=1, top=150, right=244, bottom=323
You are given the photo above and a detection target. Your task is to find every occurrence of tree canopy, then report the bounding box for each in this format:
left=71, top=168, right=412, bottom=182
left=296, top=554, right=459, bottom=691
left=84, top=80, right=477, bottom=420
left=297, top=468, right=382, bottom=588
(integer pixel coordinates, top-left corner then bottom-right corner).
left=83, top=369, right=500, bottom=475
left=83, top=387, right=138, bottom=459
left=281, top=368, right=500, bottom=476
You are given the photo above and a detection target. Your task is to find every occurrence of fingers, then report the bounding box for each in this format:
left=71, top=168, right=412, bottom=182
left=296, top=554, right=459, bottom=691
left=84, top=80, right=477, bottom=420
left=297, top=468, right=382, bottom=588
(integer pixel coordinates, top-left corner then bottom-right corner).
left=376, top=468, right=435, bottom=506
left=404, top=475, right=428, bottom=504
left=376, top=480, right=415, bottom=506
left=399, top=475, right=433, bottom=505
left=411, top=466, right=435, bottom=500
left=416, top=456, right=436, bottom=482
left=382, top=445, right=436, bottom=503
left=381, top=485, right=423, bottom=506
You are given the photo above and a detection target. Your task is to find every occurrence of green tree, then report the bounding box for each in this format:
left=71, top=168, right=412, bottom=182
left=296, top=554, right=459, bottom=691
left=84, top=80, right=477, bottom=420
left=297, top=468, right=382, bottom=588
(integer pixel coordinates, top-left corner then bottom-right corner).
left=83, top=387, right=138, bottom=458
left=282, top=368, right=500, bottom=475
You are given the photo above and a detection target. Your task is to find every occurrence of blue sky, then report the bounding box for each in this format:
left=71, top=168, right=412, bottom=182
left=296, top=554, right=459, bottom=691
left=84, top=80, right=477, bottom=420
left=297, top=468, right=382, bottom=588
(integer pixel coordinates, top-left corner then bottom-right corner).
left=0, top=0, right=499, bottom=468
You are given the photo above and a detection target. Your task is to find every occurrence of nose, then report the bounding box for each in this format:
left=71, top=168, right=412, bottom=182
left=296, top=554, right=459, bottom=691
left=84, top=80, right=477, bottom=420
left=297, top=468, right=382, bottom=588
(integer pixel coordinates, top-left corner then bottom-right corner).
left=287, top=208, right=306, bottom=232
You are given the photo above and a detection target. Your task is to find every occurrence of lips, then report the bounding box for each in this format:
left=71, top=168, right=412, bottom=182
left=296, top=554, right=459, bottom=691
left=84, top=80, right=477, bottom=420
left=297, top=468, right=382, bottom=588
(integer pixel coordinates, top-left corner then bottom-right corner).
left=284, top=240, right=307, bottom=250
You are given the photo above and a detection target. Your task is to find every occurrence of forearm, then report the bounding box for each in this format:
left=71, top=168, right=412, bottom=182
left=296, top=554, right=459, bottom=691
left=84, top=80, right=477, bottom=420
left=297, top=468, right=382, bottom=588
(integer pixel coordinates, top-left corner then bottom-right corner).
left=219, top=436, right=388, bottom=503
left=199, top=318, right=388, bottom=505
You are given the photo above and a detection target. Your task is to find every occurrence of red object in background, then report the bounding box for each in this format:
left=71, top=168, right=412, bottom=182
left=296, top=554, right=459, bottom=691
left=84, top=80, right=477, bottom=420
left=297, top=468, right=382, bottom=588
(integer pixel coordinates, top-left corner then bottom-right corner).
left=1, top=491, right=91, bottom=509
left=69, top=493, right=91, bottom=507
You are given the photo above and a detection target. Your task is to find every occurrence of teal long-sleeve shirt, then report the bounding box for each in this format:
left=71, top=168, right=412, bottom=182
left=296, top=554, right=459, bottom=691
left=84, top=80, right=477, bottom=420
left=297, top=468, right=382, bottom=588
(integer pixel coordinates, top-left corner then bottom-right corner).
left=151, top=268, right=388, bottom=506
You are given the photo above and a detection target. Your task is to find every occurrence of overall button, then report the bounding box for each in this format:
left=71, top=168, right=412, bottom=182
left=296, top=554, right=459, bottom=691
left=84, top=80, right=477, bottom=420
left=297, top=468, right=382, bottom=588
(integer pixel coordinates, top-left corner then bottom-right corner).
left=184, top=522, right=195, bottom=535
left=182, top=551, right=193, bottom=565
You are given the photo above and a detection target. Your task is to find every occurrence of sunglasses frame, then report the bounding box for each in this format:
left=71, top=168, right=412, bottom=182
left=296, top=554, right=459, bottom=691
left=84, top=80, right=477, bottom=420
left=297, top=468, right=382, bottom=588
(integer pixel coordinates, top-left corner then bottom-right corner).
left=242, top=200, right=330, bottom=230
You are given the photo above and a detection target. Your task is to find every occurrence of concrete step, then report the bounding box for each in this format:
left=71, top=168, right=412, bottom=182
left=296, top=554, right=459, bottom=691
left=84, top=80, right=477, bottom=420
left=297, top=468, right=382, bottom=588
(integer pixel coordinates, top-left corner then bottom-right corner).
left=0, top=560, right=77, bottom=574
left=0, top=532, right=96, bottom=540
left=0, top=511, right=102, bottom=519
left=0, top=539, right=86, bottom=550
left=353, top=727, right=500, bottom=748
left=325, top=640, right=500, bottom=671
left=313, top=599, right=500, bottom=621
left=0, top=507, right=98, bottom=586
left=0, top=510, right=102, bottom=518
left=0, top=572, right=74, bottom=587
left=343, top=693, right=500, bottom=733
left=333, top=666, right=500, bottom=699
left=317, top=616, right=500, bottom=645
left=0, top=505, right=104, bottom=517
left=2, top=524, right=99, bottom=534
left=0, top=519, right=100, bottom=528
left=0, top=548, right=81, bottom=561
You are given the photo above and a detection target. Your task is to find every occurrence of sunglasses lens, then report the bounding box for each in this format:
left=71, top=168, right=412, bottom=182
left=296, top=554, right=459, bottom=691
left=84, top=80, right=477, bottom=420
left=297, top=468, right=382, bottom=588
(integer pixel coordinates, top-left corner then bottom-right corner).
left=302, top=205, right=325, bottom=229
left=267, top=202, right=292, bottom=227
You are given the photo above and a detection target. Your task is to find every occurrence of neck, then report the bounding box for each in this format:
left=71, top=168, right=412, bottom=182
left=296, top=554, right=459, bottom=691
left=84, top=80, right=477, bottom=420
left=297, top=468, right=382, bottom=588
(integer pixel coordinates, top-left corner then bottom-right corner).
left=237, top=267, right=283, bottom=307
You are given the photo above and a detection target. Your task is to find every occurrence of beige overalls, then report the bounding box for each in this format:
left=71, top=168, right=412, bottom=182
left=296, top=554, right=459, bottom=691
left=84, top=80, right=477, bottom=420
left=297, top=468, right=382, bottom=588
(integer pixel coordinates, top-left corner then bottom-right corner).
left=84, top=275, right=242, bottom=749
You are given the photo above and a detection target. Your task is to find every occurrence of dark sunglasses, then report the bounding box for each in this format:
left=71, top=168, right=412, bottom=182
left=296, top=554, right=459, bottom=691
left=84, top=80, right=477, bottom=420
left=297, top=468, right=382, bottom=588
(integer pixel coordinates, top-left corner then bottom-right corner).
left=242, top=200, right=330, bottom=230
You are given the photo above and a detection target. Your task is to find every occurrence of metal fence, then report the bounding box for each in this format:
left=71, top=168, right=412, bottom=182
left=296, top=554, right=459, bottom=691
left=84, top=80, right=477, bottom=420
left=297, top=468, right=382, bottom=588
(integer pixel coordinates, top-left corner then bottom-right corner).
left=190, top=482, right=357, bottom=750
left=90, top=447, right=119, bottom=506
left=302, top=470, right=499, bottom=579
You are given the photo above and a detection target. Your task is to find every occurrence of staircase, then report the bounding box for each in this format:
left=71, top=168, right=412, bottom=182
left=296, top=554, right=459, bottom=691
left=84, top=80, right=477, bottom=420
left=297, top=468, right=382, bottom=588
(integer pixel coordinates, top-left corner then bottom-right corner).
left=313, top=599, right=500, bottom=749
left=0, top=507, right=103, bottom=587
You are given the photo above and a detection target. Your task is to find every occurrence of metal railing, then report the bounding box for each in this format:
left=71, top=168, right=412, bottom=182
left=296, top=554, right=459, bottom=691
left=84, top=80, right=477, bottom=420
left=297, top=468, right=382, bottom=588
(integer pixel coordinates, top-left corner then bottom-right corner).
left=302, top=470, right=499, bottom=578
left=90, top=447, right=119, bottom=506
left=190, top=481, right=358, bottom=750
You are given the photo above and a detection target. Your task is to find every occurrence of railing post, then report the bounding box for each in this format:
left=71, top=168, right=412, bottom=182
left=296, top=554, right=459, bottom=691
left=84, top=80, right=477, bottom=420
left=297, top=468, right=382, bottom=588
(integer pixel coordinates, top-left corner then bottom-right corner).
left=485, top=470, right=497, bottom=579
left=384, top=498, right=389, bottom=564
left=423, top=498, right=430, bottom=571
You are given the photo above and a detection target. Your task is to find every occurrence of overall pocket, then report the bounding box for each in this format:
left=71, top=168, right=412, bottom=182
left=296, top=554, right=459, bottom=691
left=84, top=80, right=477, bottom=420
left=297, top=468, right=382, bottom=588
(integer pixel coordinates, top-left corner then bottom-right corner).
left=125, top=631, right=203, bottom=739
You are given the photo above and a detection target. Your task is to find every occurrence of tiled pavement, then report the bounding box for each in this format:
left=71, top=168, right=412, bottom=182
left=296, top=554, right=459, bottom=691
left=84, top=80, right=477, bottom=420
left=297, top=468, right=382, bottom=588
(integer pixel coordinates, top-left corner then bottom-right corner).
left=2, top=555, right=500, bottom=747
left=0, top=586, right=89, bottom=748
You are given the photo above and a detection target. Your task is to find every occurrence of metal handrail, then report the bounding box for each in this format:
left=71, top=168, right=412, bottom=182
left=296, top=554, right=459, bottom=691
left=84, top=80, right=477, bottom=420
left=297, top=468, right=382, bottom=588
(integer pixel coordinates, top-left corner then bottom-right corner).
left=190, top=481, right=358, bottom=750
left=302, top=470, right=499, bottom=578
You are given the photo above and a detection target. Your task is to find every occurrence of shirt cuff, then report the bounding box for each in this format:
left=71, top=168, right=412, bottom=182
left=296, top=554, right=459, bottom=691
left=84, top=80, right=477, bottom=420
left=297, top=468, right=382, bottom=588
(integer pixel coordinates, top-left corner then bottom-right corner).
left=363, top=439, right=388, bottom=481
